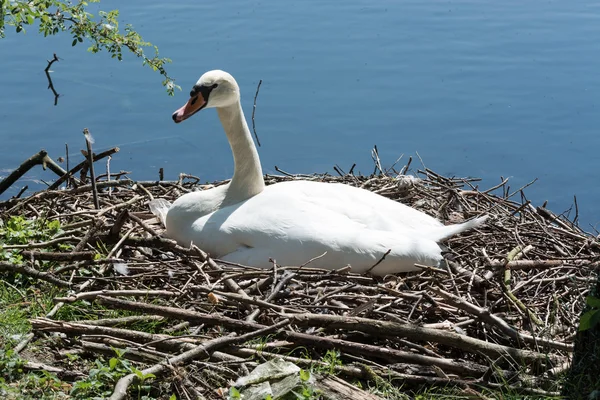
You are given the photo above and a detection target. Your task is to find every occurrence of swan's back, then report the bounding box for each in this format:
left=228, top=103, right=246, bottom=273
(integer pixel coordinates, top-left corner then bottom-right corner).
left=263, top=180, right=443, bottom=232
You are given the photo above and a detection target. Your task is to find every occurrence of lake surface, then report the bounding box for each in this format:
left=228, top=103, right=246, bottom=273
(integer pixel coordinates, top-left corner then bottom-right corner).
left=1, top=0, right=599, bottom=229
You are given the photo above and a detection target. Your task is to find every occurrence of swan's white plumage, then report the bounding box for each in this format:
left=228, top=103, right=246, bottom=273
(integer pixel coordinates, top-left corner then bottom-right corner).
left=165, top=70, right=487, bottom=275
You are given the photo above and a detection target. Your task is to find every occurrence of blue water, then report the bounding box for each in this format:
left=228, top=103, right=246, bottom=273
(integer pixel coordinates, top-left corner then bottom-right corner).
left=1, top=0, right=599, bottom=228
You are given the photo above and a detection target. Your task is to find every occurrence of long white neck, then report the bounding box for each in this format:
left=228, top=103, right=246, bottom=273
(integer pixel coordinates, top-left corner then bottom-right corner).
left=216, top=101, right=265, bottom=204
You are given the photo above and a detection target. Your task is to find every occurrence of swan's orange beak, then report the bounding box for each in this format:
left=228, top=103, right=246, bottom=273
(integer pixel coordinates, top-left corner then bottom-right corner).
left=172, top=94, right=207, bottom=123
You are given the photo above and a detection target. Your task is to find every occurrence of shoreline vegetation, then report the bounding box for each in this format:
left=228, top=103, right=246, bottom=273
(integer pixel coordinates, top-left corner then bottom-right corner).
left=0, top=141, right=599, bottom=399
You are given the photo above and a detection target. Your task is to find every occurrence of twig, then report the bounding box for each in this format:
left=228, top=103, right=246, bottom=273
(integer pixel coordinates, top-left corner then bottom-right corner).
left=400, top=156, right=412, bottom=175
left=371, top=145, right=384, bottom=175
left=274, top=166, right=295, bottom=176
left=97, top=296, right=264, bottom=332
left=366, top=249, right=391, bottom=274
left=0, top=262, right=70, bottom=287
left=251, top=79, right=262, bottom=147
left=13, top=333, right=35, bottom=353
left=14, top=185, right=28, bottom=199
left=54, top=290, right=177, bottom=303
left=22, top=250, right=96, bottom=261
left=126, top=211, right=160, bottom=237
left=487, top=259, right=564, bottom=270
left=25, top=361, right=85, bottom=380
left=573, top=195, right=579, bottom=225
left=83, top=128, right=100, bottom=209
left=65, top=143, right=70, bottom=188
left=106, top=155, right=112, bottom=197
left=44, top=53, right=60, bottom=105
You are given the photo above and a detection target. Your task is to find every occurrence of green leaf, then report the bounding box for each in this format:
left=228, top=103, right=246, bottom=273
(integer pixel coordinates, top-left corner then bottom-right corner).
left=132, top=367, right=144, bottom=379
left=72, top=38, right=77, bottom=46
left=299, top=369, right=310, bottom=382
left=579, top=309, right=595, bottom=331
left=586, top=296, right=600, bottom=309
left=229, top=386, right=241, bottom=399
left=109, top=357, right=118, bottom=369
left=169, top=395, right=177, bottom=400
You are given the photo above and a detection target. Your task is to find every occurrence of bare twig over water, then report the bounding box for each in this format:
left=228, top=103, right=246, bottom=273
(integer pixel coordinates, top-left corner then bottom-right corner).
left=251, top=79, right=263, bottom=147
left=44, top=53, right=60, bottom=105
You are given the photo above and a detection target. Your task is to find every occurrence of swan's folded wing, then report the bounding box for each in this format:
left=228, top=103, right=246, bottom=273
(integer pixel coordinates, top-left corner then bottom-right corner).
left=261, top=181, right=444, bottom=232
left=211, top=194, right=442, bottom=275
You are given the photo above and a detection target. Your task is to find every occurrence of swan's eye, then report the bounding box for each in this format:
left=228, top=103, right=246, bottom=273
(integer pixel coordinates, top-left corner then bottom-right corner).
left=212, top=83, right=219, bottom=89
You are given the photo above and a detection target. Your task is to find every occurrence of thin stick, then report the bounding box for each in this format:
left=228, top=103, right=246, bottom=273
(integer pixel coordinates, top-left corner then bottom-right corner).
left=251, top=79, right=263, bottom=147
left=0, top=262, right=70, bottom=287
left=371, top=145, right=384, bottom=175
left=44, top=53, right=60, bottom=105
left=14, top=185, right=28, bottom=199
left=573, top=195, right=579, bottom=225
left=65, top=143, right=70, bottom=188
left=83, top=128, right=100, bottom=209
left=366, top=249, right=391, bottom=274
left=400, top=156, right=413, bottom=175
left=106, top=155, right=112, bottom=197
left=348, top=163, right=357, bottom=175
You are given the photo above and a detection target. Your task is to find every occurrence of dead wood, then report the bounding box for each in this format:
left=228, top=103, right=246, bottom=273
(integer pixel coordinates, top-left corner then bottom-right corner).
left=1, top=150, right=598, bottom=398
left=284, top=313, right=559, bottom=365
left=108, top=319, right=290, bottom=400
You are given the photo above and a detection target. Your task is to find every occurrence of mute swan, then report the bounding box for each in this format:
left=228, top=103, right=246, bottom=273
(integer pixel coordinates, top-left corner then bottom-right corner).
left=164, top=70, right=487, bottom=276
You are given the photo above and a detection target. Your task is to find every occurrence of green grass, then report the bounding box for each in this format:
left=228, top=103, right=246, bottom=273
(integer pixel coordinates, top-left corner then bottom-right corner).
left=0, top=214, right=164, bottom=399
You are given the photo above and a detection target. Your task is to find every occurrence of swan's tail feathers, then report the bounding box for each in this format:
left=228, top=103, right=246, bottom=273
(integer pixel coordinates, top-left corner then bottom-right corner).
left=429, top=215, right=488, bottom=242
left=148, top=198, right=172, bottom=228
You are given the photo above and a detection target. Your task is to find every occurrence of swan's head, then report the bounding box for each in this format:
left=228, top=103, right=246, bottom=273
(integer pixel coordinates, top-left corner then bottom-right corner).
left=172, top=70, right=240, bottom=123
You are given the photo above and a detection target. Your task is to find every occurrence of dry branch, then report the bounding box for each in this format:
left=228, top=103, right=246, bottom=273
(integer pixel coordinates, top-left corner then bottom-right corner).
left=284, top=313, right=559, bottom=365
left=108, top=319, right=290, bottom=400
left=0, top=150, right=67, bottom=196
left=0, top=262, right=71, bottom=287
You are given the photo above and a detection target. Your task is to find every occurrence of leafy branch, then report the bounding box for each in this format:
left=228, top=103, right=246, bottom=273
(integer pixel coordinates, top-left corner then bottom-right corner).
left=1, top=0, right=180, bottom=95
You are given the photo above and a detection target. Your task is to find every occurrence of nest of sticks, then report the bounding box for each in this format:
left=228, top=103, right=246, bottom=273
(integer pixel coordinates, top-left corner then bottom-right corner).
left=1, top=148, right=599, bottom=399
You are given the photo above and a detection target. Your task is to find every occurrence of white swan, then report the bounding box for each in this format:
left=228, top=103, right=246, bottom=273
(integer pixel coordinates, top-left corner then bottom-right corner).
left=163, top=70, right=487, bottom=276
